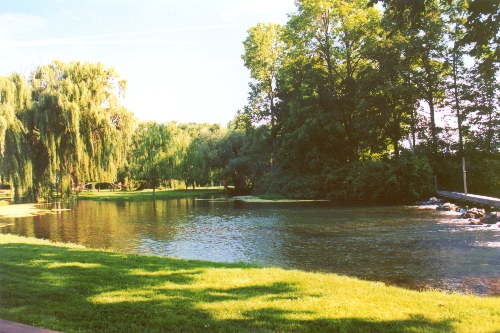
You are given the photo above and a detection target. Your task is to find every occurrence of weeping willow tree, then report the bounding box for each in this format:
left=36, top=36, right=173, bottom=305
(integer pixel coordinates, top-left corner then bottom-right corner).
left=129, top=121, right=178, bottom=194
left=0, top=74, right=33, bottom=202
left=27, top=61, right=136, bottom=200
left=177, top=136, right=205, bottom=190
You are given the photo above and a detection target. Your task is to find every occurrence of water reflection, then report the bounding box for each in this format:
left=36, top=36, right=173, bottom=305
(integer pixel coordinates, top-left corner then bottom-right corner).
left=1, top=199, right=499, bottom=296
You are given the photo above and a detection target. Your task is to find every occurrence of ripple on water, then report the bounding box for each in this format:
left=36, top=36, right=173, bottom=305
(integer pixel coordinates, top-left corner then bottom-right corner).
left=475, top=241, right=500, bottom=248
left=3, top=200, right=500, bottom=296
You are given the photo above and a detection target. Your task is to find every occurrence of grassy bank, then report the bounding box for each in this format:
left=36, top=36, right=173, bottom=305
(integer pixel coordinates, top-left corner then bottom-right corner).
left=76, top=187, right=225, bottom=201
left=1, top=235, right=499, bottom=332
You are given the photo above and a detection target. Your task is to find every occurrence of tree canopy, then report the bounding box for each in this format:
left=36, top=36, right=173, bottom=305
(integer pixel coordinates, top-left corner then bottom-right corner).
left=0, top=61, right=136, bottom=202
left=235, top=0, right=500, bottom=202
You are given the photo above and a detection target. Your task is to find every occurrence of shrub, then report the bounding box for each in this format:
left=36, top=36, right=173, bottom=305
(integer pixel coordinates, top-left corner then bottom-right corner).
left=255, top=156, right=434, bottom=204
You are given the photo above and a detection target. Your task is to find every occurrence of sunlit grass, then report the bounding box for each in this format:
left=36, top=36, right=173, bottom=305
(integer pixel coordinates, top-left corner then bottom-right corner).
left=1, top=234, right=499, bottom=332
left=76, top=187, right=225, bottom=201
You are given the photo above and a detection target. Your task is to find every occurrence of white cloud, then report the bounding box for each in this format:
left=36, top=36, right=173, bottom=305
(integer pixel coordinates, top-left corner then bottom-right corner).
left=219, top=0, right=295, bottom=26
left=0, top=25, right=234, bottom=48
left=0, top=38, right=208, bottom=47
left=0, top=13, right=47, bottom=41
left=220, top=11, right=236, bottom=23
left=240, top=0, right=295, bottom=13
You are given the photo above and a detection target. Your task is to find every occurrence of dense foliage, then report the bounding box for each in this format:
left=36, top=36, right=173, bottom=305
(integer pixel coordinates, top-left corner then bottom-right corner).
left=0, top=62, right=136, bottom=202
left=237, top=0, right=500, bottom=202
left=0, top=0, right=499, bottom=204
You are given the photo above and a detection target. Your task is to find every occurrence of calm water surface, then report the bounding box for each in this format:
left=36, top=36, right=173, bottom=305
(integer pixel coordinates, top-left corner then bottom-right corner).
left=2, top=198, right=500, bottom=296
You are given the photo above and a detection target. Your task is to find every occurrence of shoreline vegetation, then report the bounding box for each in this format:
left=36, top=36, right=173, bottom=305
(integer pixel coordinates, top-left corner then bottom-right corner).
left=0, top=234, right=499, bottom=333
left=75, top=187, right=226, bottom=201
left=76, top=188, right=329, bottom=203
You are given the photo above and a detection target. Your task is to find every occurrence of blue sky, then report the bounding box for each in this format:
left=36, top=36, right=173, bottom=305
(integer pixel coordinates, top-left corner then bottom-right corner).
left=0, top=0, right=295, bottom=125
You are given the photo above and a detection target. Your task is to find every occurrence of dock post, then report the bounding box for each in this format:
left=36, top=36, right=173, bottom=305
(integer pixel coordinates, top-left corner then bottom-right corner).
left=462, top=157, right=467, bottom=196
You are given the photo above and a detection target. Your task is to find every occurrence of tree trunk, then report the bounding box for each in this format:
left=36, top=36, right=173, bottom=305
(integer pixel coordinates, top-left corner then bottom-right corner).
left=34, top=182, right=41, bottom=203
left=424, top=58, right=438, bottom=156
left=452, top=44, right=464, bottom=157
left=269, top=88, right=277, bottom=172
left=392, top=110, right=400, bottom=158
left=424, top=50, right=438, bottom=156
left=428, top=92, right=438, bottom=156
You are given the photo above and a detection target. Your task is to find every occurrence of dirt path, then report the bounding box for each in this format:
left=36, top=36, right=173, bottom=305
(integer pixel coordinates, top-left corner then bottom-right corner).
left=0, top=320, right=62, bottom=333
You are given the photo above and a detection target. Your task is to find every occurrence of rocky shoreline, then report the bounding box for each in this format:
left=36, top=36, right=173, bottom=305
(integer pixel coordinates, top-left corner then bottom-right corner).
left=419, top=197, right=500, bottom=227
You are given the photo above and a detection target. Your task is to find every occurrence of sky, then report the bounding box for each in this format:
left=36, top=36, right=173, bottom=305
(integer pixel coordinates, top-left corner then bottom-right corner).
left=0, top=0, right=296, bottom=125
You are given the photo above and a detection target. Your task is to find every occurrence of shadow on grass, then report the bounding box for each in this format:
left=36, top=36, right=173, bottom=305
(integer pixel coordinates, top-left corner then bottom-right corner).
left=1, top=242, right=457, bottom=333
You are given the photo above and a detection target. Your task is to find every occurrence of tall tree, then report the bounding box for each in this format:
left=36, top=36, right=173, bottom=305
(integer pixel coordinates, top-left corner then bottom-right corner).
left=282, top=0, right=381, bottom=162
left=412, top=1, right=447, bottom=156
left=443, top=0, right=469, bottom=156
left=465, top=0, right=500, bottom=62
left=464, top=58, right=500, bottom=155
left=462, top=0, right=500, bottom=156
left=359, top=40, right=412, bottom=158
left=0, top=74, right=33, bottom=202
left=198, top=124, right=227, bottom=187
left=177, top=136, right=205, bottom=190
left=242, top=22, right=284, bottom=172
left=28, top=61, right=136, bottom=198
left=217, top=130, right=250, bottom=194
left=373, top=0, right=448, bottom=156
left=129, top=122, right=175, bottom=195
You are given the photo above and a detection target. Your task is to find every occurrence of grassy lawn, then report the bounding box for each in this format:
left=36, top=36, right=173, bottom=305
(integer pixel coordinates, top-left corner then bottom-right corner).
left=1, top=235, right=499, bottom=332
left=76, top=187, right=226, bottom=201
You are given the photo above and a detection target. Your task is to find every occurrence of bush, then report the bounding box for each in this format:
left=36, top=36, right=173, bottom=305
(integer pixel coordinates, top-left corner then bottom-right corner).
left=254, top=172, right=325, bottom=199
left=430, top=155, right=500, bottom=198
left=255, top=156, right=434, bottom=204
left=465, top=158, right=500, bottom=198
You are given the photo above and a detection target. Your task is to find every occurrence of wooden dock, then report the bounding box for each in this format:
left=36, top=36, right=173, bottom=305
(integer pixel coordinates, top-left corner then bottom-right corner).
left=436, top=191, right=500, bottom=209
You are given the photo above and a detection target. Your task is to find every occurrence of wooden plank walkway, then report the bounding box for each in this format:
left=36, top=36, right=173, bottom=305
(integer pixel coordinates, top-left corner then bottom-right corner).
left=436, top=191, right=500, bottom=209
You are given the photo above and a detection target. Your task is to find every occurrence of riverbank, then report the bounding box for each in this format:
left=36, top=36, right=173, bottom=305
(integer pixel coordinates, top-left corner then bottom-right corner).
left=1, top=234, right=499, bottom=333
left=75, top=187, right=225, bottom=201
left=76, top=190, right=327, bottom=203
left=199, top=195, right=329, bottom=203
left=0, top=203, right=44, bottom=217
left=0, top=203, right=65, bottom=220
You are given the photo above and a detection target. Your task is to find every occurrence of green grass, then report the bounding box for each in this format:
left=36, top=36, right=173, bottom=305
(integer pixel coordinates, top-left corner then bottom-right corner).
left=1, top=234, right=500, bottom=333
left=76, top=187, right=226, bottom=201
left=256, top=193, right=289, bottom=200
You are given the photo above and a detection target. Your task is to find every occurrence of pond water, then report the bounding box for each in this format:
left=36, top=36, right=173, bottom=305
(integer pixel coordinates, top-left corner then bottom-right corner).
left=1, top=198, right=500, bottom=296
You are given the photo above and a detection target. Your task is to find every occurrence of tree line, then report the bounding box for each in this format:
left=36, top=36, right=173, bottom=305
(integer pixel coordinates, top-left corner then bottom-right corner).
left=0, top=61, right=253, bottom=202
left=235, top=0, right=500, bottom=203
left=1, top=0, right=499, bottom=204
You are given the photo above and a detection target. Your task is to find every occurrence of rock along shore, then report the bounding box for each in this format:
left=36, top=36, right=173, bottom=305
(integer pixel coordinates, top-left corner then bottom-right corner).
left=419, top=197, right=500, bottom=227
